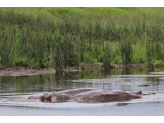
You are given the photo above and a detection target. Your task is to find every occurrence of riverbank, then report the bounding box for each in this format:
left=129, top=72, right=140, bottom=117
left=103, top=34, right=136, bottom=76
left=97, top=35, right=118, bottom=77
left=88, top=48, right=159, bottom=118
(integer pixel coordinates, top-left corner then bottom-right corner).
left=0, top=63, right=151, bottom=76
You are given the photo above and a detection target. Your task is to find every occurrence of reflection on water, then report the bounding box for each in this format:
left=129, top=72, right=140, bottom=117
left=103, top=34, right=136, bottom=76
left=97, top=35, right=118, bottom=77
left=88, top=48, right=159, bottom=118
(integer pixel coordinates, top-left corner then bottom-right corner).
left=1, top=68, right=164, bottom=115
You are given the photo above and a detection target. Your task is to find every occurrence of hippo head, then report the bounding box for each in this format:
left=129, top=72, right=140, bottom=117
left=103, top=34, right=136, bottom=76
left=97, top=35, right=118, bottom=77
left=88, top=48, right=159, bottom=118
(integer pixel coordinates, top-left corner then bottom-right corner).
left=137, top=91, right=142, bottom=95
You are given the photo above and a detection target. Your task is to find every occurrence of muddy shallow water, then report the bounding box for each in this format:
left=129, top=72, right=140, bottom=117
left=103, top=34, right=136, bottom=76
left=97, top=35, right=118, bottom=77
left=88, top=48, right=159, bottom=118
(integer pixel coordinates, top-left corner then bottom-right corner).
left=0, top=68, right=164, bottom=116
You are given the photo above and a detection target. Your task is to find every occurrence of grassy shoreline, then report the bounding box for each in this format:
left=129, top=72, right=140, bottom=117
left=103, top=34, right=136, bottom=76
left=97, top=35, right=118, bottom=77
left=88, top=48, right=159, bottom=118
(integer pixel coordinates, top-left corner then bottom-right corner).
left=1, top=8, right=164, bottom=72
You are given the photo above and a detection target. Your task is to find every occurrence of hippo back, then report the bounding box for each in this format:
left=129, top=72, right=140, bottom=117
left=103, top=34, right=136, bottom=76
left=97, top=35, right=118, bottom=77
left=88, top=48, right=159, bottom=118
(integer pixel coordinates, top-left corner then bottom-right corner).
left=56, top=88, right=101, bottom=97
left=73, top=90, right=141, bottom=103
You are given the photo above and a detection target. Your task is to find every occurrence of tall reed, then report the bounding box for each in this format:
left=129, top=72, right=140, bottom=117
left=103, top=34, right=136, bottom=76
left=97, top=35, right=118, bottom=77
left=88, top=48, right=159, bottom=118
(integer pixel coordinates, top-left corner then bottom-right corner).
left=103, top=45, right=111, bottom=70
left=1, top=9, right=164, bottom=71
left=120, top=40, right=133, bottom=67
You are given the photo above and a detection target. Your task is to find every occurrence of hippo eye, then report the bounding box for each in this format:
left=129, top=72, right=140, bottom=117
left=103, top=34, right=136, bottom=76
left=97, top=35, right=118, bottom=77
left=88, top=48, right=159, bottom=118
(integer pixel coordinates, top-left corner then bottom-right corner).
left=44, top=93, right=48, bottom=96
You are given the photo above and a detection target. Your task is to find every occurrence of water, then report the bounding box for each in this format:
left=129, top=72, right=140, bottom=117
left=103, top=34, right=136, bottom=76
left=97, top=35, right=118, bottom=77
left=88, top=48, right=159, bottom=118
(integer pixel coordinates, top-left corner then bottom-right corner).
left=0, top=68, right=164, bottom=116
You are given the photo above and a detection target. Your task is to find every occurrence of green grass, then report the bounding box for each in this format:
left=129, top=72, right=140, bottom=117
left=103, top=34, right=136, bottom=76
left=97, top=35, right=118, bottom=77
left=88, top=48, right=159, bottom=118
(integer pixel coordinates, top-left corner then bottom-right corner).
left=1, top=7, right=164, bottom=71
left=1, top=7, right=164, bottom=21
left=132, top=42, right=147, bottom=63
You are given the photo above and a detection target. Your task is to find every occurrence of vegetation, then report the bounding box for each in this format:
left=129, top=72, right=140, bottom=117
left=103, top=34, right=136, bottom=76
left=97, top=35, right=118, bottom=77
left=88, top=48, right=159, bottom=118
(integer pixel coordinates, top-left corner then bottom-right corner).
left=103, top=45, right=111, bottom=69
left=1, top=7, right=164, bottom=72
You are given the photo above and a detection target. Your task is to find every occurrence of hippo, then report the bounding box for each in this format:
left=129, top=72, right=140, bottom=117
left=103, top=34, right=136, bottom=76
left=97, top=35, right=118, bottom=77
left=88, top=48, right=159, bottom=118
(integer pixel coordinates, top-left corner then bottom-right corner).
left=28, top=88, right=99, bottom=103
left=73, top=90, right=142, bottom=103
left=28, top=88, right=155, bottom=103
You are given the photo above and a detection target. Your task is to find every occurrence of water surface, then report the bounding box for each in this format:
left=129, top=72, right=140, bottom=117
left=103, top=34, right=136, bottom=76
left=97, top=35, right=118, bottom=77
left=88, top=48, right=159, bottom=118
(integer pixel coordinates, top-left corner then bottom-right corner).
left=0, top=68, right=164, bottom=116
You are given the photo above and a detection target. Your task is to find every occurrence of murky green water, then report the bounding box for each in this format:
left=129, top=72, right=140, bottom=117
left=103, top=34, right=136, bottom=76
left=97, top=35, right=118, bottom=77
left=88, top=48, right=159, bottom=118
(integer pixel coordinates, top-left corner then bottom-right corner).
left=1, top=68, right=164, bottom=116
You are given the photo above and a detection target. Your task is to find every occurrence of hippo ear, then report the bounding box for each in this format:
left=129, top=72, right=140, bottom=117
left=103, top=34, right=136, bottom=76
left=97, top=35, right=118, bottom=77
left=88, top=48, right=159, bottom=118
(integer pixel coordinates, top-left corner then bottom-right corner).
left=44, top=93, right=48, bottom=96
left=28, top=96, right=33, bottom=99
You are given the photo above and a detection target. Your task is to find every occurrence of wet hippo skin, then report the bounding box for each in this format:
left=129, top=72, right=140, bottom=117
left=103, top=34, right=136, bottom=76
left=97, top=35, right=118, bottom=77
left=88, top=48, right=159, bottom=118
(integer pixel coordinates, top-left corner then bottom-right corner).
left=73, top=90, right=142, bottom=103
left=28, top=88, right=155, bottom=103
left=28, top=88, right=100, bottom=103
